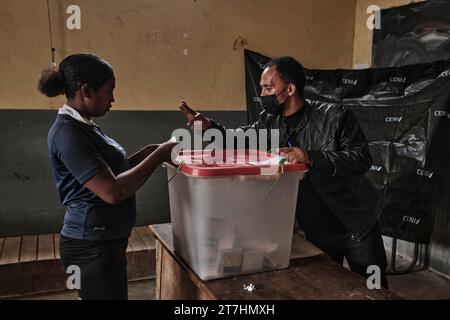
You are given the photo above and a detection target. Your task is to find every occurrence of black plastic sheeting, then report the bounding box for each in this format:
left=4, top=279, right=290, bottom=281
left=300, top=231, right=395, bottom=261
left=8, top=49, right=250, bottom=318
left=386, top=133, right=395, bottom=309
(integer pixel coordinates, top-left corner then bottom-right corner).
left=244, top=49, right=450, bottom=244
left=373, top=0, right=450, bottom=67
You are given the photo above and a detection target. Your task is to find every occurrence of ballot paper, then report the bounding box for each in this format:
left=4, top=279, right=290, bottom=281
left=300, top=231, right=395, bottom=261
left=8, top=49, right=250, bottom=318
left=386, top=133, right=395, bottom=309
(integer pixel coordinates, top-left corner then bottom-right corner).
left=241, top=250, right=265, bottom=272
left=241, top=239, right=280, bottom=268
left=218, top=248, right=243, bottom=274
left=247, top=155, right=287, bottom=166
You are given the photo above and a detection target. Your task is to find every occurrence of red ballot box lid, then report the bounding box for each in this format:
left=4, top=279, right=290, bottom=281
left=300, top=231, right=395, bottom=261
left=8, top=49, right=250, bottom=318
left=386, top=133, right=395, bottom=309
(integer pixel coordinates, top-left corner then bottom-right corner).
left=168, top=149, right=308, bottom=177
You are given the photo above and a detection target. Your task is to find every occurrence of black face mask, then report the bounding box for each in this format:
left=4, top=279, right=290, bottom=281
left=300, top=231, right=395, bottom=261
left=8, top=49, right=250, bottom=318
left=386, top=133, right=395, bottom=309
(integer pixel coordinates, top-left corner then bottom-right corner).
left=256, top=87, right=289, bottom=115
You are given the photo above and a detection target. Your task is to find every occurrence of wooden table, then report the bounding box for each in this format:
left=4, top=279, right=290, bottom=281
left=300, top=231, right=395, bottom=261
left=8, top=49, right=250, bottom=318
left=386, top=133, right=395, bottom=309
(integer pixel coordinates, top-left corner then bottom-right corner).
left=150, top=223, right=400, bottom=300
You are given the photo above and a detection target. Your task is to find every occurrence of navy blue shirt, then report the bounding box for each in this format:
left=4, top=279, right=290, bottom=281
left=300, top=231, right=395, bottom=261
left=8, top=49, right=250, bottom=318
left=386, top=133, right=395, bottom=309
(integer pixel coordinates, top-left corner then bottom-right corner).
left=48, top=114, right=136, bottom=241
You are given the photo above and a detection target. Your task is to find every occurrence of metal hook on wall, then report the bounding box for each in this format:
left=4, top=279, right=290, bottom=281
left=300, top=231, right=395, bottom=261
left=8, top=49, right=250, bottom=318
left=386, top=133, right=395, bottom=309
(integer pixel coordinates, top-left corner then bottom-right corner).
left=233, top=36, right=246, bottom=51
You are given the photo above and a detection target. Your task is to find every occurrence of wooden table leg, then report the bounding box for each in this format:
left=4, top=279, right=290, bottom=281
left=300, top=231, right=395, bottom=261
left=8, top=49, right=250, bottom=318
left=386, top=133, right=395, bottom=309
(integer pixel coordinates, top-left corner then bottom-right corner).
left=155, top=240, right=162, bottom=300
left=155, top=239, right=215, bottom=300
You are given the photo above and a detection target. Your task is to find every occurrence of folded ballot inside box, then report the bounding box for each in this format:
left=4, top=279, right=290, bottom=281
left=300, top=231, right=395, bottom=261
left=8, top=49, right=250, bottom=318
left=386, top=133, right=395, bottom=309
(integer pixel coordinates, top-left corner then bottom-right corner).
left=165, top=149, right=308, bottom=280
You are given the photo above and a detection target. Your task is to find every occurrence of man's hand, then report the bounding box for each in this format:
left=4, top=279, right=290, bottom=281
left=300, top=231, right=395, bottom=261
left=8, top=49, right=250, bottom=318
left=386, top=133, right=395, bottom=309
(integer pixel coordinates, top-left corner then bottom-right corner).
left=277, top=147, right=310, bottom=164
left=179, top=100, right=211, bottom=130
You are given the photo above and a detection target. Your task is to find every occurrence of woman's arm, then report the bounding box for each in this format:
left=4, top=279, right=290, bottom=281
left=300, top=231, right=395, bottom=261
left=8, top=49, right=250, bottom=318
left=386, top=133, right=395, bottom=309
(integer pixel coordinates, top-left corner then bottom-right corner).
left=85, top=142, right=177, bottom=205
left=128, top=144, right=159, bottom=168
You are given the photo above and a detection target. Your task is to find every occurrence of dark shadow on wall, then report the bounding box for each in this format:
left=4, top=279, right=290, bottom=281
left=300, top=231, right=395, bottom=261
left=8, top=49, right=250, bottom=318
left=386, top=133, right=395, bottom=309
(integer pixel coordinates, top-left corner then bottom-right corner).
left=0, top=109, right=247, bottom=237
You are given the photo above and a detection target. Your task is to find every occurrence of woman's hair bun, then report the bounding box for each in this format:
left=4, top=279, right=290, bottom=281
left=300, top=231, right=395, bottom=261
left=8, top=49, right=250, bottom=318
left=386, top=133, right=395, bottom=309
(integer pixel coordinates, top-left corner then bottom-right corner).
left=37, top=64, right=65, bottom=97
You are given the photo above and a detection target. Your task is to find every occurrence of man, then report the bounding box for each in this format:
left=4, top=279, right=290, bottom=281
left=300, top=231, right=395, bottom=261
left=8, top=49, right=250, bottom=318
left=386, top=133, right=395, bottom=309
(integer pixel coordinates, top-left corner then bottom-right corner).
left=179, top=56, right=388, bottom=288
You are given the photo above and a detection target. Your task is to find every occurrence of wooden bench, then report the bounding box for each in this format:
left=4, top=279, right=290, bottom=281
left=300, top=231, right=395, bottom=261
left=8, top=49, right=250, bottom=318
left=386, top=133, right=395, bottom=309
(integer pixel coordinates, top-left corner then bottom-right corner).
left=0, top=226, right=156, bottom=299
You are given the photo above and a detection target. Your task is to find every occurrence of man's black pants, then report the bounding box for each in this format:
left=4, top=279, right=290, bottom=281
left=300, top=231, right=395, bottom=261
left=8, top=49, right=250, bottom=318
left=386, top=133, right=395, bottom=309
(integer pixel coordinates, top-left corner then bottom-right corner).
left=305, top=223, right=389, bottom=289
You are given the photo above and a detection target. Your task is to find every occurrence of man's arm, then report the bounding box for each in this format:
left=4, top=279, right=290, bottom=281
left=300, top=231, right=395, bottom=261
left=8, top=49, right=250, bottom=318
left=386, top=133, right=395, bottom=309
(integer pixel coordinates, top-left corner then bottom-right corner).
left=307, top=109, right=372, bottom=176
left=208, top=113, right=266, bottom=134
left=179, top=100, right=267, bottom=149
left=279, top=109, right=371, bottom=176
left=179, top=100, right=266, bottom=132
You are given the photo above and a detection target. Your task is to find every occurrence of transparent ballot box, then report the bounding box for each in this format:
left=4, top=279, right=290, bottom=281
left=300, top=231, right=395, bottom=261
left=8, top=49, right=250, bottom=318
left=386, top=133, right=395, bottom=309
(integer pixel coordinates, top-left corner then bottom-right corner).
left=165, top=149, right=308, bottom=280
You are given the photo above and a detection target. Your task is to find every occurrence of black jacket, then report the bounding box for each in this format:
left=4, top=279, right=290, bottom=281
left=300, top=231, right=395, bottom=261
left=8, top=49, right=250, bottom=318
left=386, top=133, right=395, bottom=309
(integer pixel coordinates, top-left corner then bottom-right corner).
left=210, top=100, right=380, bottom=241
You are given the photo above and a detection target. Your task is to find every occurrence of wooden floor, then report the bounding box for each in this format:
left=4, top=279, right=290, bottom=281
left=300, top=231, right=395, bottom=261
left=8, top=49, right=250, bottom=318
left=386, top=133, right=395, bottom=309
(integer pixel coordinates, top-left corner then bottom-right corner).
left=0, top=226, right=156, bottom=299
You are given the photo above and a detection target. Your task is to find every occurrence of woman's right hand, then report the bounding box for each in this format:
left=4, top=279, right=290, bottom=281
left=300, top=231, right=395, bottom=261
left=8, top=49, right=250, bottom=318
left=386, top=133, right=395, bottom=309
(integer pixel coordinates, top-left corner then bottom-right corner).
left=84, top=142, right=178, bottom=206
left=155, top=141, right=179, bottom=162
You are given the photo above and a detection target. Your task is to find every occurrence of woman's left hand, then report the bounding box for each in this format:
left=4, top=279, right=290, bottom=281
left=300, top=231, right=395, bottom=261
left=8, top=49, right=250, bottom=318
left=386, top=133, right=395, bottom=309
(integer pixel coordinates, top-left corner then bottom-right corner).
left=146, top=144, right=160, bottom=154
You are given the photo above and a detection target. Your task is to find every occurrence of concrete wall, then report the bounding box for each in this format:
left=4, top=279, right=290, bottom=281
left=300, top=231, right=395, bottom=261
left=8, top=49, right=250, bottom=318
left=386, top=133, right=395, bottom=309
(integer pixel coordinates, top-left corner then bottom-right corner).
left=0, top=0, right=356, bottom=111
left=0, top=0, right=357, bottom=232
left=0, top=109, right=246, bottom=236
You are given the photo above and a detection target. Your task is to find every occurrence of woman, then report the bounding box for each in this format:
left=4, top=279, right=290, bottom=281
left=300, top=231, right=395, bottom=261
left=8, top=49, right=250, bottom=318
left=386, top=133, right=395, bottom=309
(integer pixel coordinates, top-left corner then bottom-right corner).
left=38, top=53, right=176, bottom=300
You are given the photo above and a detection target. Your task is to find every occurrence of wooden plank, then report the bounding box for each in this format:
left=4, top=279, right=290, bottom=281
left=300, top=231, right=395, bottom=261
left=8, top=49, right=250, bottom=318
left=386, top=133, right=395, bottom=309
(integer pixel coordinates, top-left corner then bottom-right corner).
left=128, top=229, right=147, bottom=252
left=202, top=254, right=401, bottom=300
left=0, top=260, right=67, bottom=298
left=135, top=226, right=155, bottom=250
left=131, top=250, right=156, bottom=280
left=126, top=239, right=133, bottom=253
left=159, top=243, right=214, bottom=300
left=149, top=224, right=173, bottom=251
left=37, top=234, right=54, bottom=261
left=155, top=240, right=162, bottom=300
left=19, top=235, right=37, bottom=263
left=0, top=237, right=22, bottom=265
left=53, top=234, right=60, bottom=259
